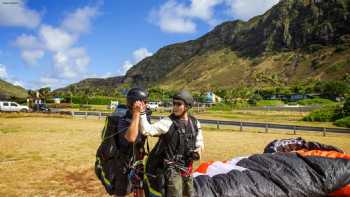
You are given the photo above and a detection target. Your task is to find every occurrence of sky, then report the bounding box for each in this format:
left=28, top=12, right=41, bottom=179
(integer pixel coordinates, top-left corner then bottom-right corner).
left=0, top=0, right=279, bottom=90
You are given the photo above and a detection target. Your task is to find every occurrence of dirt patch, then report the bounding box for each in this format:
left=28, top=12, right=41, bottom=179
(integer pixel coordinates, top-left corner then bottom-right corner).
left=63, top=168, right=101, bottom=193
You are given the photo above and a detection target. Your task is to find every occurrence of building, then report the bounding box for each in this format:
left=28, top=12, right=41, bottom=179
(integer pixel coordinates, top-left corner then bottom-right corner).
left=205, top=92, right=222, bottom=103
left=53, top=97, right=62, bottom=104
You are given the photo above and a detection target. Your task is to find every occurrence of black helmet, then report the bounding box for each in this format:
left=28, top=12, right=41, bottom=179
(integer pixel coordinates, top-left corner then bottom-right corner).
left=173, top=90, right=194, bottom=107
left=127, top=88, right=148, bottom=105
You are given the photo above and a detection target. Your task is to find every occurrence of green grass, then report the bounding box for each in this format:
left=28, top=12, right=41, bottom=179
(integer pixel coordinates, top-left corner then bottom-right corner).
left=256, top=100, right=285, bottom=106
left=0, top=127, right=20, bottom=134
left=298, top=98, right=336, bottom=106
left=208, top=103, right=234, bottom=111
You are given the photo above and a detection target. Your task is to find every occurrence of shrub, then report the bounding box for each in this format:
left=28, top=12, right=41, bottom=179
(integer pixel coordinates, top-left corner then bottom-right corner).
left=303, top=105, right=343, bottom=122
left=248, top=94, right=263, bottom=105
left=334, top=116, right=350, bottom=128
left=69, top=96, right=115, bottom=105
left=343, top=97, right=350, bottom=116
left=297, top=98, right=335, bottom=106
left=209, top=100, right=250, bottom=111
left=48, top=103, right=73, bottom=108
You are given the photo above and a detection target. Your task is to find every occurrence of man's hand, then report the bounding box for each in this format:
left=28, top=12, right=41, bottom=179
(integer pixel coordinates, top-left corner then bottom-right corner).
left=125, top=101, right=146, bottom=143
left=132, top=101, right=146, bottom=115
left=194, top=148, right=202, bottom=160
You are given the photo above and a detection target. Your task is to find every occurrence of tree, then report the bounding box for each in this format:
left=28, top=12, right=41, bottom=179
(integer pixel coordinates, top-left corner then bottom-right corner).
left=291, top=85, right=307, bottom=95
left=69, top=85, right=77, bottom=96
left=314, top=80, right=349, bottom=100
left=0, top=92, right=9, bottom=100
left=343, top=97, right=350, bottom=116
left=82, top=88, right=91, bottom=104
left=27, top=90, right=36, bottom=99
left=38, top=87, right=51, bottom=103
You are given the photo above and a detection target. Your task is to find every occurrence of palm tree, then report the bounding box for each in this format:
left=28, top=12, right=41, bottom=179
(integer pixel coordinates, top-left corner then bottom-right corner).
left=38, top=87, right=51, bottom=103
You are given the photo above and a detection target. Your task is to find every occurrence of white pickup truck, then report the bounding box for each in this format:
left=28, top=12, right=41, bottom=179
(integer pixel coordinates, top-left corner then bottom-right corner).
left=147, top=102, right=159, bottom=111
left=0, top=101, right=30, bottom=112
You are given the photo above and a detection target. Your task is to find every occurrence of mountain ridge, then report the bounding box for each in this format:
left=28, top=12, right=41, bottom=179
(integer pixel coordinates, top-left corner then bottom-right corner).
left=56, top=0, right=350, bottom=92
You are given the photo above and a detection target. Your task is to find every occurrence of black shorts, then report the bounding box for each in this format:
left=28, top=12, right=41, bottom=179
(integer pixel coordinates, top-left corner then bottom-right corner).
left=114, top=160, right=132, bottom=196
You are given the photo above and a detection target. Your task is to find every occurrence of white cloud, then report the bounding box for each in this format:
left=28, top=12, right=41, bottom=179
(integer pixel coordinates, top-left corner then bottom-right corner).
left=100, top=72, right=113, bottom=78
left=150, top=0, right=222, bottom=33
left=7, top=4, right=100, bottom=89
left=84, top=72, right=114, bottom=79
left=120, top=48, right=153, bottom=74
left=225, top=0, right=280, bottom=21
left=14, top=34, right=42, bottom=49
left=153, top=1, right=196, bottom=33
left=22, top=76, right=66, bottom=89
left=0, top=64, right=8, bottom=79
left=150, top=0, right=280, bottom=33
left=0, top=0, right=41, bottom=28
left=35, top=5, right=99, bottom=80
left=12, top=80, right=23, bottom=87
left=133, top=48, right=153, bottom=63
left=122, top=60, right=133, bottom=74
left=62, top=6, right=98, bottom=34
left=39, top=25, right=76, bottom=52
left=53, top=47, right=90, bottom=79
left=0, top=64, right=26, bottom=87
left=39, top=76, right=60, bottom=87
left=14, top=34, right=45, bottom=65
left=20, top=50, right=45, bottom=65
left=189, top=0, right=223, bottom=20
left=13, top=4, right=99, bottom=78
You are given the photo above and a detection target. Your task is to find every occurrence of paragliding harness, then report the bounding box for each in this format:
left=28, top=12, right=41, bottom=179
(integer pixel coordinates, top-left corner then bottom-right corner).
left=95, top=114, right=149, bottom=196
left=129, top=136, right=151, bottom=197
left=144, top=114, right=199, bottom=197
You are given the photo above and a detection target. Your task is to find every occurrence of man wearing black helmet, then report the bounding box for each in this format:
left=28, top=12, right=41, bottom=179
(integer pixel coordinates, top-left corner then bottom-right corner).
left=114, top=87, right=150, bottom=197
left=140, top=90, right=204, bottom=197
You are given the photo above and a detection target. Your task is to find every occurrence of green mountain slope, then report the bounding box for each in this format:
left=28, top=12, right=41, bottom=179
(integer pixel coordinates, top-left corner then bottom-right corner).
left=0, top=79, right=27, bottom=99
left=54, top=76, right=125, bottom=96
left=124, top=0, right=350, bottom=90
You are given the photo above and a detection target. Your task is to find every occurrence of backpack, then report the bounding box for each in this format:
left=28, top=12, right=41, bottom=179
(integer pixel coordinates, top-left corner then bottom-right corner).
left=95, top=115, right=121, bottom=195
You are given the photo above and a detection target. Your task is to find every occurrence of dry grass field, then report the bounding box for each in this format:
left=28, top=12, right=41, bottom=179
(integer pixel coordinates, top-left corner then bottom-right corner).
left=0, top=115, right=349, bottom=196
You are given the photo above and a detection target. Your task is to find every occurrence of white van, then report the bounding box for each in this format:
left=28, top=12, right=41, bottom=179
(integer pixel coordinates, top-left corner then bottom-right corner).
left=147, top=102, right=159, bottom=111
left=0, top=101, right=30, bottom=112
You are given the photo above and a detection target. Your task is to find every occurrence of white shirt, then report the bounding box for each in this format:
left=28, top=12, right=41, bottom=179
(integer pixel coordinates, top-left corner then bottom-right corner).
left=140, top=114, right=204, bottom=152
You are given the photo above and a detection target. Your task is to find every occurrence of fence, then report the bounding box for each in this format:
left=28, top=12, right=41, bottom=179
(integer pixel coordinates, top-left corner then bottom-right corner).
left=67, top=111, right=350, bottom=136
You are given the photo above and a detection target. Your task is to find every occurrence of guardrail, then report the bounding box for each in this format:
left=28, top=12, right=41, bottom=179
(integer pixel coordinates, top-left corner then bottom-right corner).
left=68, top=111, right=350, bottom=135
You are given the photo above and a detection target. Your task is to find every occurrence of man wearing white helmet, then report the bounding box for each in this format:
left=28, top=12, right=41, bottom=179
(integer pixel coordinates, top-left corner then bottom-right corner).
left=139, top=90, right=204, bottom=197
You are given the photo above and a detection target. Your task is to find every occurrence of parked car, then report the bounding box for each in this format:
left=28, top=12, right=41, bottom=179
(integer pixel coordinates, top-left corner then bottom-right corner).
left=111, top=104, right=128, bottom=117
left=33, top=103, right=51, bottom=112
left=0, top=101, right=30, bottom=112
left=147, top=102, right=159, bottom=111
